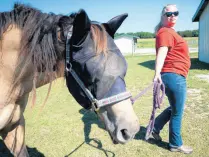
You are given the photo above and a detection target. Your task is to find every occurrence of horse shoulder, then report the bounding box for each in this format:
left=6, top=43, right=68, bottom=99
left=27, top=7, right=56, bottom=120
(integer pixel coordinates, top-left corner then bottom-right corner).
left=1, top=25, right=21, bottom=53
left=0, top=26, right=22, bottom=106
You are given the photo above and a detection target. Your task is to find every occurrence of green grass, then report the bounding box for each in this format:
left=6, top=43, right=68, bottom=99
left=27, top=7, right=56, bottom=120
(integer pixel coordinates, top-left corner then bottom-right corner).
left=137, top=37, right=198, bottom=48
left=1, top=53, right=209, bottom=157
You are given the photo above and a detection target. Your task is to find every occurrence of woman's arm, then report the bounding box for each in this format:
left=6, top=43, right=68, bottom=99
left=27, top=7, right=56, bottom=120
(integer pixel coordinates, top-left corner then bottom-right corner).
left=153, top=46, right=169, bottom=83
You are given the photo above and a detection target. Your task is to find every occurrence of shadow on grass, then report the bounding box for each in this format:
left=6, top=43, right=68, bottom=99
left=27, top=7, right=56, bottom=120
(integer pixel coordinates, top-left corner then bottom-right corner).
left=65, top=108, right=115, bottom=157
left=134, top=126, right=168, bottom=151
left=0, top=139, right=45, bottom=157
left=138, top=60, right=155, bottom=70
left=190, top=58, right=209, bottom=70
left=138, top=58, right=209, bottom=70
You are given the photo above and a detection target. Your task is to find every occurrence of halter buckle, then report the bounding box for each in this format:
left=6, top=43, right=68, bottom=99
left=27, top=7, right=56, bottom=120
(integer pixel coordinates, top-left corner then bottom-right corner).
left=91, top=99, right=100, bottom=112
left=66, top=62, right=72, bottom=72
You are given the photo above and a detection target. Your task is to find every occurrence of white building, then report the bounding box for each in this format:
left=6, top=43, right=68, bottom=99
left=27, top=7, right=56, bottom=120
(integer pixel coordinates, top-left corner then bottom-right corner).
left=193, top=0, right=209, bottom=63
left=114, top=35, right=139, bottom=55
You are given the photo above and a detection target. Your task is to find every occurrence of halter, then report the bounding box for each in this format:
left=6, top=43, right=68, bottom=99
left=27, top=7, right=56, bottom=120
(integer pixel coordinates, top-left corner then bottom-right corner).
left=65, top=30, right=131, bottom=112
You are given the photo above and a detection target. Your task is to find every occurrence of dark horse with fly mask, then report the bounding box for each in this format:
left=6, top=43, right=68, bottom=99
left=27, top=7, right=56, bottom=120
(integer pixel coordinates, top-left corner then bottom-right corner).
left=0, top=4, right=139, bottom=157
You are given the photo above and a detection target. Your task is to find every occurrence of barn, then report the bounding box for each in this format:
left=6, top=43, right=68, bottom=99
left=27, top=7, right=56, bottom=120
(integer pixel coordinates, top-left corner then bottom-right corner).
left=114, top=34, right=139, bottom=55
left=192, top=0, right=209, bottom=63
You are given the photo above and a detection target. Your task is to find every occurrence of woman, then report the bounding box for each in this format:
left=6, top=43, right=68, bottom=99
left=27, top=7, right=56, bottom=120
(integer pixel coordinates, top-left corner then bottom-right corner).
left=153, top=4, right=193, bottom=154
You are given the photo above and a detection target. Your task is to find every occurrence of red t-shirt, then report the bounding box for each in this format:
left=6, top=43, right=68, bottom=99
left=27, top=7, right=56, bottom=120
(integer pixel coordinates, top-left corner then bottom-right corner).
left=156, top=27, right=191, bottom=77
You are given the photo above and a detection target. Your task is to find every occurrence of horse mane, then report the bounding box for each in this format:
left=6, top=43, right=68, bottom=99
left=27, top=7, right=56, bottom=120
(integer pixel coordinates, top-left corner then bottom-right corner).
left=0, top=3, right=64, bottom=101
left=0, top=3, right=108, bottom=104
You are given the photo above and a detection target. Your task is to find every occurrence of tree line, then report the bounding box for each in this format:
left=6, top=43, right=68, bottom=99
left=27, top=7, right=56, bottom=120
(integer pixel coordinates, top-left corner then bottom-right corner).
left=115, top=30, right=198, bottom=38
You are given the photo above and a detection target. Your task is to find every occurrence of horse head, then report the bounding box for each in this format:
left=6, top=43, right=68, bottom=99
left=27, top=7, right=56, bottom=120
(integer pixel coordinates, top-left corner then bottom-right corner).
left=58, top=10, right=140, bottom=144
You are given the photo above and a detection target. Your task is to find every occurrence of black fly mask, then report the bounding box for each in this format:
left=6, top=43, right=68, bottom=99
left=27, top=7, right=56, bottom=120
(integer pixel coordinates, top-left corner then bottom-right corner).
left=63, top=10, right=129, bottom=109
left=57, top=10, right=140, bottom=145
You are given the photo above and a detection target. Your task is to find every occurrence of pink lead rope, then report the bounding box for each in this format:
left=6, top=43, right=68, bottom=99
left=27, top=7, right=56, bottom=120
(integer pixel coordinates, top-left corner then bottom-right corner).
left=130, top=81, right=165, bottom=140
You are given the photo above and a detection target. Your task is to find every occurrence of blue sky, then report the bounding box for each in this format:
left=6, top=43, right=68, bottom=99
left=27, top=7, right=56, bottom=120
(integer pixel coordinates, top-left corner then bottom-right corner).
left=0, top=0, right=201, bottom=33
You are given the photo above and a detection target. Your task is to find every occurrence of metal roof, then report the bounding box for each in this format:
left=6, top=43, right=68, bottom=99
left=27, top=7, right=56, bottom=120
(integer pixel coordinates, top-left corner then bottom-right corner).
left=192, top=0, right=209, bottom=22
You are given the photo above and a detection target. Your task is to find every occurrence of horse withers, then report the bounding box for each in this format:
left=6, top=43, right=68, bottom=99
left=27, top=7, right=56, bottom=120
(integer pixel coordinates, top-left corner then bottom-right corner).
left=0, top=4, right=139, bottom=156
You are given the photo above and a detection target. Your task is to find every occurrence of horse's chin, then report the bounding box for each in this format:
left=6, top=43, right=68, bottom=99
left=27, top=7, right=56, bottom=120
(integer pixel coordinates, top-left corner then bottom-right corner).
left=107, top=129, right=132, bottom=145
left=107, top=131, right=120, bottom=144
left=110, top=132, right=133, bottom=144
left=113, top=139, right=119, bottom=144
left=102, top=119, right=137, bottom=144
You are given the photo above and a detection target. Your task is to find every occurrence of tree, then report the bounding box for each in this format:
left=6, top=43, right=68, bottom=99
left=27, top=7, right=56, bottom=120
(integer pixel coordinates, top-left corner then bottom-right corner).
left=177, top=30, right=198, bottom=37
left=115, top=29, right=198, bottom=39
left=192, top=30, right=199, bottom=37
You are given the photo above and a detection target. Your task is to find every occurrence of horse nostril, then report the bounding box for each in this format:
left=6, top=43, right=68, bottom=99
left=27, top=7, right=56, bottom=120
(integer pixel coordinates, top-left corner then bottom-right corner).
left=121, top=129, right=131, bottom=140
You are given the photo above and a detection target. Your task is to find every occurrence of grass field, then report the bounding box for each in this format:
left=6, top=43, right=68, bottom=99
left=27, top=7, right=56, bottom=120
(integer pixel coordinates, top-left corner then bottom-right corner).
left=137, top=37, right=198, bottom=48
left=1, top=53, right=209, bottom=157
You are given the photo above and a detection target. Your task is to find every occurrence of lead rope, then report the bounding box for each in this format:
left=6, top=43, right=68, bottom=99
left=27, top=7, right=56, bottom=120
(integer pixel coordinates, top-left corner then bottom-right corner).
left=145, top=81, right=165, bottom=140
left=130, top=81, right=165, bottom=140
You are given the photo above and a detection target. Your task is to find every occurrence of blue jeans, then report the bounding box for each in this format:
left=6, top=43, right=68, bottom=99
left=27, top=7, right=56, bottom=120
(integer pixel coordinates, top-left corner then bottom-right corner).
left=154, top=72, right=187, bottom=148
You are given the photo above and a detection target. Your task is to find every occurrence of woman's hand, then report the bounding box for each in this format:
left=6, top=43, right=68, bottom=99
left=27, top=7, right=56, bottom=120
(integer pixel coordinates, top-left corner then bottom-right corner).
left=153, top=73, right=162, bottom=84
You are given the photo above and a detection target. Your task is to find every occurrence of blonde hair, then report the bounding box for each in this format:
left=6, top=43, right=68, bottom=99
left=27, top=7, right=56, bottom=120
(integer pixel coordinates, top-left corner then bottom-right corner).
left=154, top=4, right=177, bottom=34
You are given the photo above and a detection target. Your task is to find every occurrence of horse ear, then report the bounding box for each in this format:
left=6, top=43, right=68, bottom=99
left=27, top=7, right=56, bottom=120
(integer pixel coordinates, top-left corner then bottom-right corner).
left=72, top=9, right=91, bottom=45
left=103, top=13, right=128, bottom=38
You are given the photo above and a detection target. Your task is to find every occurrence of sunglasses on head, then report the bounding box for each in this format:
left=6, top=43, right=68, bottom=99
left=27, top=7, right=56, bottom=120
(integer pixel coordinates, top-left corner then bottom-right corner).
left=164, top=11, right=179, bottom=17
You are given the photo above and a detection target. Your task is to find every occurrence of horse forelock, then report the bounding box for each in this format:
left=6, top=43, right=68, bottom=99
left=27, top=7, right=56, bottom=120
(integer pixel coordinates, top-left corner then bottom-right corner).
left=91, top=24, right=108, bottom=55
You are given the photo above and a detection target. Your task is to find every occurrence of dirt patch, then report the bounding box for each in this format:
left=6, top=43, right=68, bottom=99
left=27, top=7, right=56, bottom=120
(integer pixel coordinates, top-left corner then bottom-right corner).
left=187, top=88, right=201, bottom=96
left=187, top=88, right=202, bottom=108
left=196, top=74, right=209, bottom=83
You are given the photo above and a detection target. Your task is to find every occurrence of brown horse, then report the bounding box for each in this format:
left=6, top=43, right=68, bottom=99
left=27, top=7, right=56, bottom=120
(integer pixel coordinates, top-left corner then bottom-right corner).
left=0, top=3, right=139, bottom=157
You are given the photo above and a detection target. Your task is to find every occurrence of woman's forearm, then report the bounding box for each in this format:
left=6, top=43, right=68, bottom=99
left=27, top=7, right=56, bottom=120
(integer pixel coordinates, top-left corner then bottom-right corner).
left=155, top=47, right=169, bottom=75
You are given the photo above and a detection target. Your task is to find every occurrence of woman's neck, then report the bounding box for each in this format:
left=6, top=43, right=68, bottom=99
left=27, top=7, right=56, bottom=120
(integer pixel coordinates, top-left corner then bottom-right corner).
left=163, top=25, right=175, bottom=30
